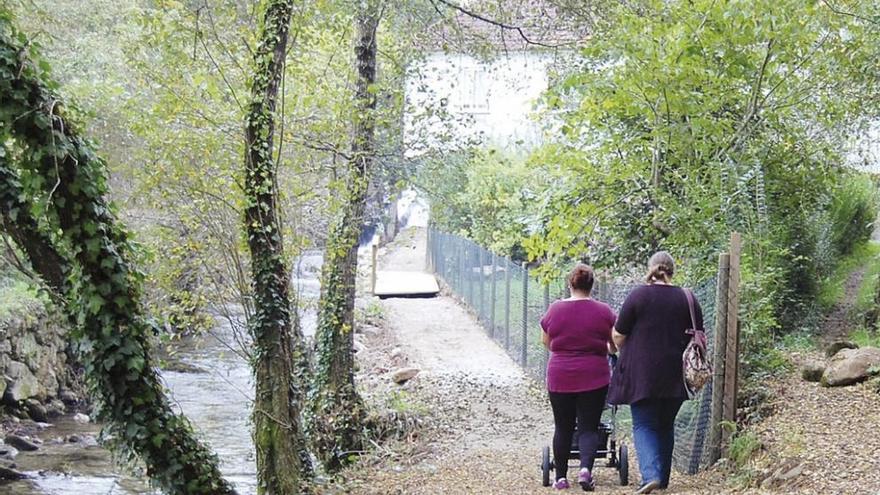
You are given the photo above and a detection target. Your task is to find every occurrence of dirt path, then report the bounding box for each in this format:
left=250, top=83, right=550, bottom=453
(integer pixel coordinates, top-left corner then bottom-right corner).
left=336, top=228, right=725, bottom=494
left=741, top=236, right=880, bottom=494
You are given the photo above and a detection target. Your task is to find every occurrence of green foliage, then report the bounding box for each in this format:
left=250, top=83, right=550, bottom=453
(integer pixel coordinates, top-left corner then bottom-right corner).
left=851, top=326, right=880, bottom=348
left=829, top=174, right=879, bottom=256
left=0, top=277, right=42, bottom=321
left=420, top=148, right=558, bottom=260
left=0, top=9, right=234, bottom=494
left=725, top=423, right=763, bottom=470
left=818, top=241, right=880, bottom=311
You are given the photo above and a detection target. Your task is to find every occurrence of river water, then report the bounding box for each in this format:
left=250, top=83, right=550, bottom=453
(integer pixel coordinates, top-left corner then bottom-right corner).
left=3, top=251, right=325, bottom=495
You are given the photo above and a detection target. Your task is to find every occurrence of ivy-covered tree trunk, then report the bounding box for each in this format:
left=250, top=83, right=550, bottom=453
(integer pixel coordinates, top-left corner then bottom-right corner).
left=310, top=5, right=379, bottom=470
left=0, top=17, right=235, bottom=495
left=243, top=1, right=312, bottom=493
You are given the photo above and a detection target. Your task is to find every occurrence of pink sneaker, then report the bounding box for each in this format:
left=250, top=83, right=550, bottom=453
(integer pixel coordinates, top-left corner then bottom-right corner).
left=553, top=478, right=571, bottom=490
left=577, top=468, right=595, bottom=491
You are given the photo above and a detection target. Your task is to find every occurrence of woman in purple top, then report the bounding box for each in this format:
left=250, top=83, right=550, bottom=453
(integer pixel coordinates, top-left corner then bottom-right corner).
left=541, top=264, right=617, bottom=491
left=608, top=252, right=704, bottom=495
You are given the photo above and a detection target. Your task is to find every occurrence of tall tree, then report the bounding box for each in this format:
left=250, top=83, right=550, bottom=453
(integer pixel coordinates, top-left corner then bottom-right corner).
left=243, top=0, right=312, bottom=492
left=0, top=12, right=235, bottom=495
left=310, top=2, right=380, bottom=470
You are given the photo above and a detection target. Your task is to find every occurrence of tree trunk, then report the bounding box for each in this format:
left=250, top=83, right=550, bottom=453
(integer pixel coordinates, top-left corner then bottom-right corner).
left=310, top=5, right=379, bottom=470
left=0, top=20, right=235, bottom=495
left=243, top=1, right=312, bottom=493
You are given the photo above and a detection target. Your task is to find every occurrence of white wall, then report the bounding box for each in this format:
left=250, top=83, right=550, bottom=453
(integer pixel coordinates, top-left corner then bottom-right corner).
left=404, top=51, right=553, bottom=154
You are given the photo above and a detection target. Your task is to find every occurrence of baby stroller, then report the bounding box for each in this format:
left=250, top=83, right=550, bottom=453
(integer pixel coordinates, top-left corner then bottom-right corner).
left=540, top=355, right=629, bottom=487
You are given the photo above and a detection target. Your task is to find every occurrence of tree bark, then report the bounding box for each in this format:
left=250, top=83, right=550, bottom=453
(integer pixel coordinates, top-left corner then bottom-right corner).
left=243, top=1, right=312, bottom=493
left=310, top=4, right=379, bottom=470
left=0, top=20, right=235, bottom=495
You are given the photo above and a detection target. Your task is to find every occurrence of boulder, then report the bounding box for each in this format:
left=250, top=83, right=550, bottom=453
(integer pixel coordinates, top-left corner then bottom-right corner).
left=0, top=445, right=18, bottom=460
left=801, top=360, right=825, bottom=382
left=821, top=347, right=880, bottom=387
left=825, top=341, right=859, bottom=358
left=4, top=435, right=38, bottom=452
left=0, top=464, right=27, bottom=480
left=25, top=399, right=48, bottom=423
left=73, top=413, right=91, bottom=424
left=46, top=399, right=66, bottom=417
left=391, top=367, right=420, bottom=384
left=3, top=361, right=43, bottom=403
left=59, top=389, right=79, bottom=406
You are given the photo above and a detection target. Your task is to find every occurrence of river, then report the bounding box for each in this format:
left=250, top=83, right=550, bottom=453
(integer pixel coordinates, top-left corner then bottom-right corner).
left=2, top=250, right=325, bottom=495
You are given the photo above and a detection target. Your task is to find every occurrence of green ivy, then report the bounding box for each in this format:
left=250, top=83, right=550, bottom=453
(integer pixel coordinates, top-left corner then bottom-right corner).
left=0, top=10, right=235, bottom=494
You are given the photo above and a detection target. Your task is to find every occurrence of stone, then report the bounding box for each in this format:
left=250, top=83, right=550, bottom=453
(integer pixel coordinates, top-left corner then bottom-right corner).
left=4, top=435, right=38, bottom=452
left=3, top=361, right=43, bottom=403
left=821, top=347, right=880, bottom=387
left=353, top=341, right=367, bottom=353
left=59, top=389, right=79, bottom=406
left=825, top=341, right=859, bottom=358
left=391, top=367, right=420, bottom=384
left=0, top=445, right=18, bottom=460
left=390, top=347, right=403, bottom=359
left=67, top=434, right=82, bottom=443
left=25, top=399, right=48, bottom=423
left=801, top=360, right=826, bottom=382
left=73, top=413, right=90, bottom=424
left=46, top=399, right=65, bottom=417
left=0, top=464, right=27, bottom=480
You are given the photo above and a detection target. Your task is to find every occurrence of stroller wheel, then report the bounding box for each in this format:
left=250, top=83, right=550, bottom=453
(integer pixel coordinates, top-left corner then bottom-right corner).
left=618, top=444, right=629, bottom=486
left=542, top=446, right=552, bottom=487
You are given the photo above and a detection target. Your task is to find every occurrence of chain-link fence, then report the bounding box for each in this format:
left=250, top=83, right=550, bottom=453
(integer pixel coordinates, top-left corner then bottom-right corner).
left=426, top=228, right=719, bottom=474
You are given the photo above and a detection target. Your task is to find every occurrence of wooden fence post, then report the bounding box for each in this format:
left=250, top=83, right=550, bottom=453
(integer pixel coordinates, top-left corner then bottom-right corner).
left=722, top=232, right=742, bottom=447
left=709, top=253, right=730, bottom=464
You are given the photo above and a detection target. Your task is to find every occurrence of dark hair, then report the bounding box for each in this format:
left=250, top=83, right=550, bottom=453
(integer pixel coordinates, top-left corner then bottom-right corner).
left=645, top=251, right=675, bottom=283
left=568, top=263, right=595, bottom=294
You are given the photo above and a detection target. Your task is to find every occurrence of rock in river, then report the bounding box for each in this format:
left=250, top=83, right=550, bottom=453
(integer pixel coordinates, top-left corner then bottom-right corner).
left=4, top=435, right=38, bottom=452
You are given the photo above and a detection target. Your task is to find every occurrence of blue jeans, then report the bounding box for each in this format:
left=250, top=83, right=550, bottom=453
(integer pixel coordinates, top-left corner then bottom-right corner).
left=630, top=398, right=684, bottom=487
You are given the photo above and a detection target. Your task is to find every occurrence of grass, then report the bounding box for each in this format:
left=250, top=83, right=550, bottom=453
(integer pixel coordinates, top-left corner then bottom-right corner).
left=0, top=278, right=42, bottom=322
left=817, top=241, right=880, bottom=311
left=850, top=326, right=880, bottom=348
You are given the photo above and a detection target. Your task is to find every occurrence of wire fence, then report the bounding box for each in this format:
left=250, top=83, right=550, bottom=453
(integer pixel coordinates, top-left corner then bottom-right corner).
left=426, top=227, right=719, bottom=474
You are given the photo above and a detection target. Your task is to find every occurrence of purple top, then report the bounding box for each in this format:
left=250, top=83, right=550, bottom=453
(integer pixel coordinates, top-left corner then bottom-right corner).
left=607, top=284, right=704, bottom=405
left=540, top=299, right=616, bottom=393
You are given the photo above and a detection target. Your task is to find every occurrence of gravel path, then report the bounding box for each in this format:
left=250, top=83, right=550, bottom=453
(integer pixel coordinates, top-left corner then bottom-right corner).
left=754, top=353, right=880, bottom=494
left=332, top=228, right=731, bottom=494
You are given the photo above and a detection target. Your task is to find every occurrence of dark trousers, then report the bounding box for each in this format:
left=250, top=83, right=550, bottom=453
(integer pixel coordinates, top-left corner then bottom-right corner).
left=548, top=386, right=608, bottom=481
left=630, top=398, right=684, bottom=487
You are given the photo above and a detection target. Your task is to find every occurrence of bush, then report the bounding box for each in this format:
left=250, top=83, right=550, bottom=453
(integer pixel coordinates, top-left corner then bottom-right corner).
left=829, top=174, right=879, bottom=256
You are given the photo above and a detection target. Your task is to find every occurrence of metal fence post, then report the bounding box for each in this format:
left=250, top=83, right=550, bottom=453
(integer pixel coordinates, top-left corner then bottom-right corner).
left=521, top=262, right=529, bottom=367
left=709, top=253, right=730, bottom=464
left=467, top=244, right=474, bottom=307
left=490, top=253, right=497, bottom=339
left=458, top=239, right=465, bottom=295
left=426, top=228, right=432, bottom=272
left=477, top=247, right=486, bottom=323
left=543, top=283, right=550, bottom=381
left=505, top=262, right=511, bottom=350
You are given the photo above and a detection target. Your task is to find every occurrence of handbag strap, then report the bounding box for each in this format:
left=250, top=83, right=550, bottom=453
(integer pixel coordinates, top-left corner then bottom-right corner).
left=683, top=288, right=699, bottom=333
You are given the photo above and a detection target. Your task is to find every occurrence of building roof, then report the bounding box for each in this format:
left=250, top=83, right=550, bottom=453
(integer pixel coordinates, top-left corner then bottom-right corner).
left=416, top=0, right=589, bottom=53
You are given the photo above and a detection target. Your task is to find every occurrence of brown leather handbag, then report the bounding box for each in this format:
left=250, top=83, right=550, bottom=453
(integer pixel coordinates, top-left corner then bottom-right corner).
left=682, top=288, right=712, bottom=398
